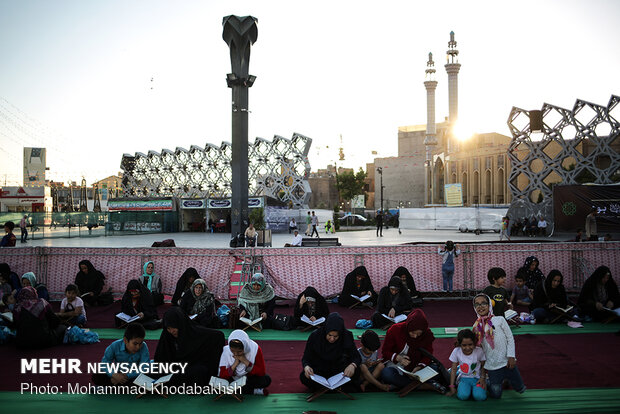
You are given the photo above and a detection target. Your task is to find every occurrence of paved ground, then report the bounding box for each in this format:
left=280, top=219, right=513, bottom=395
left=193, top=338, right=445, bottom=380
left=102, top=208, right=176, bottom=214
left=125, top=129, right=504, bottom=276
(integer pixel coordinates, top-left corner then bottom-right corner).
left=16, top=227, right=572, bottom=249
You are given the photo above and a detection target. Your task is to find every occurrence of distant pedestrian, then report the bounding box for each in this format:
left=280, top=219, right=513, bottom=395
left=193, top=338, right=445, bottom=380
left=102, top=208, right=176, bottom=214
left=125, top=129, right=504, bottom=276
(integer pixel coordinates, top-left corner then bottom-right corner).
left=310, top=211, right=319, bottom=238
left=499, top=216, right=510, bottom=242
left=438, top=241, right=460, bottom=292
left=305, top=211, right=312, bottom=236
left=376, top=210, right=383, bottom=237
left=20, top=215, right=28, bottom=243
left=537, top=217, right=547, bottom=237
left=585, top=208, right=598, bottom=241
left=289, top=218, right=297, bottom=234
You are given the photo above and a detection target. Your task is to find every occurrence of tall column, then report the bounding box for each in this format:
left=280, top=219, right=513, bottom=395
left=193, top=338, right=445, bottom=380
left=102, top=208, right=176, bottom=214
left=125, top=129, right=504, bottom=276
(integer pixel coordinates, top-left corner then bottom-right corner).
left=445, top=31, right=461, bottom=154
left=222, top=15, right=258, bottom=236
left=424, top=52, right=438, bottom=206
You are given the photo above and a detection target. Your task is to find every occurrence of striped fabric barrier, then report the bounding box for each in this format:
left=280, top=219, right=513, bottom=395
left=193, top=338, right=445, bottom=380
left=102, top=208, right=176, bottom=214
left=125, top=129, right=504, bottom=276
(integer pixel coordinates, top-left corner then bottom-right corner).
left=0, top=242, right=618, bottom=299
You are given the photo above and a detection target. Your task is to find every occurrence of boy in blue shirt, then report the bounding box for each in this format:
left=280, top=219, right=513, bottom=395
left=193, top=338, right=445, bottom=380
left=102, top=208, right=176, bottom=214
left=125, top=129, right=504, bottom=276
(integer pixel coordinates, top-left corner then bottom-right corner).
left=92, top=323, right=150, bottom=386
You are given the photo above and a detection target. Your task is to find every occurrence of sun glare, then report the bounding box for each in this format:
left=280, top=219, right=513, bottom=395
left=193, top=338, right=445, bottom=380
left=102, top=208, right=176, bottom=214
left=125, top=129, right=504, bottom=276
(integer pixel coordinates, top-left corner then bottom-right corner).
left=452, top=121, right=475, bottom=142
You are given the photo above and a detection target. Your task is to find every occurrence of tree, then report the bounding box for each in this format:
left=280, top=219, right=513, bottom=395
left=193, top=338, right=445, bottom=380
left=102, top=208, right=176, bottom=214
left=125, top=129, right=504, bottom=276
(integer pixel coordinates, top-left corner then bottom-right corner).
left=336, top=168, right=367, bottom=203
left=249, top=207, right=265, bottom=230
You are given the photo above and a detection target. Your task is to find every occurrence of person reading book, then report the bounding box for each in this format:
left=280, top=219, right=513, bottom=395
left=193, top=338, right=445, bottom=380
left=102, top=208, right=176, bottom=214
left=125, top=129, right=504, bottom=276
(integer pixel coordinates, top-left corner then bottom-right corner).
left=472, top=293, right=525, bottom=398
left=372, top=276, right=413, bottom=328
left=293, top=286, right=329, bottom=329
left=578, top=266, right=620, bottom=321
left=155, top=307, right=225, bottom=386
left=57, top=284, right=87, bottom=327
left=179, top=278, right=221, bottom=328
left=218, top=329, right=271, bottom=395
left=116, top=280, right=160, bottom=330
left=338, top=266, right=377, bottom=308
left=92, top=323, right=150, bottom=387
left=530, top=270, right=574, bottom=323
left=392, top=266, right=421, bottom=300
left=446, top=329, right=487, bottom=401
left=358, top=330, right=390, bottom=392
left=74, top=260, right=106, bottom=306
left=300, top=312, right=361, bottom=392
left=380, top=309, right=445, bottom=394
left=237, top=273, right=275, bottom=330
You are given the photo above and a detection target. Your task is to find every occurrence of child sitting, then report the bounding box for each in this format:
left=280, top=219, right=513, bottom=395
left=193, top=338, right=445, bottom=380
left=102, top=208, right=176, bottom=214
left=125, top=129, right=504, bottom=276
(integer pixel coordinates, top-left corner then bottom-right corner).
left=482, top=268, right=512, bottom=317
left=446, top=329, right=487, bottom=401
left=92, top=323, right=150, bottom=386
left=358, top=330, right=390, bottom=392
left=218, top=329, right=271, bottom=395
left=2, top=292, right=15, bottom=311
left=472, top=293, right=525, bottom=398
left=510, top=270, right=533, bottom=307
left=57, top=284, right=87, bottom=327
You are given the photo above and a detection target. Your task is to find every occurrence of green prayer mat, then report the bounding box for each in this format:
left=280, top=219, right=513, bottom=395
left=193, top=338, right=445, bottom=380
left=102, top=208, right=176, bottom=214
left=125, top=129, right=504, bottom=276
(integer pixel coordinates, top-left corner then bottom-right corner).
left=91, top=322, right=620, bottom=341
left=1, top=388, right=619, bottom=413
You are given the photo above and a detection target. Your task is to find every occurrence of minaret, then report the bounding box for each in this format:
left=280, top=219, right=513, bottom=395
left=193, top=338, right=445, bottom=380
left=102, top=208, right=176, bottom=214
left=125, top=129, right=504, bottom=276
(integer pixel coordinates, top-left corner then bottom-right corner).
left=445, top=31, right=461, bottom=153
left=424, top=52, right=438, bottom=206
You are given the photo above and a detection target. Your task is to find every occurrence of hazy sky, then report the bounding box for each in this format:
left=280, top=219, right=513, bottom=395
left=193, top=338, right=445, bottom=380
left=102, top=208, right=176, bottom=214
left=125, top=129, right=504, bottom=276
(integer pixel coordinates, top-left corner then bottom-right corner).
left=1, top=0, right=619, bottom=186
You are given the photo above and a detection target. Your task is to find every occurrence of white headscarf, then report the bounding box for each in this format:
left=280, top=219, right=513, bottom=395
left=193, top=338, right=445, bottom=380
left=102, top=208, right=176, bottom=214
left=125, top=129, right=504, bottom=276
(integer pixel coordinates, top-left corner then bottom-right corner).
left=219, top=329, right=260, bottom=379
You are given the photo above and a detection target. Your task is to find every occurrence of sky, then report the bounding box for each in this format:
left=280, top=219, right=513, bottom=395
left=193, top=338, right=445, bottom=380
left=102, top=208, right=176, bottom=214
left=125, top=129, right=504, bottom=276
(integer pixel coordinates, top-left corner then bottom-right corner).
left=1, top=0, right=619, bottom=186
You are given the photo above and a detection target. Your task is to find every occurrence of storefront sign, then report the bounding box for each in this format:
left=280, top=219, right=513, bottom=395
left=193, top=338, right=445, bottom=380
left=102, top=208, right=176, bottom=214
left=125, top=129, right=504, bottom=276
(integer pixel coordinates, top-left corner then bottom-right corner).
left=108, top=199, right=173, bottom=211
left=181, top=199, right=206, bottom=209
left=207, top=198, right=264, bottom=209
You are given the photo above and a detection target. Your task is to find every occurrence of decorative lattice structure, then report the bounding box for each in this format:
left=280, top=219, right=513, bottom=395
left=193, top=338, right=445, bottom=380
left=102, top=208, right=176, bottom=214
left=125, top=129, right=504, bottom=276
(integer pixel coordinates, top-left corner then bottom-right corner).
left=120, top=133, right=313, bottom=207
left=506, top=95, right=620, bottom=224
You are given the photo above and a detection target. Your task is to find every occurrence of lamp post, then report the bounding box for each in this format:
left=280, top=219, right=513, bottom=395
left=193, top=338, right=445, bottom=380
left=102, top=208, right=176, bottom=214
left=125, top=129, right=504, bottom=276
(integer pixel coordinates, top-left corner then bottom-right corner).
left=222, top=15, right=258, bottom=236
left=376, top=167, right=384, bottom=213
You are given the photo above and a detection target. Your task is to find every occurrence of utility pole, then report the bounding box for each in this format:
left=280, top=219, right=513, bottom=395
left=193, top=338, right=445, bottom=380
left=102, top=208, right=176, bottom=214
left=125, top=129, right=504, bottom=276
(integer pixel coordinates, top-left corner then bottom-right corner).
left=376, top=167, right=384, bottom=212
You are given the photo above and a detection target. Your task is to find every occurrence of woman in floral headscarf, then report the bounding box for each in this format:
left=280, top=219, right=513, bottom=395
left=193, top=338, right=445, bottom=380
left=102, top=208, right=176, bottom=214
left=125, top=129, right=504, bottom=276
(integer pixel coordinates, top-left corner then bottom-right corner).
left=237, top=273, right=276, bottom=329
left=180, top=278, right=221, bottom=328
left=139, top=261, right=164, bottom=306
left=13, top=286, right=66, bottom=349
left=472, top=293, right=525, bottom=398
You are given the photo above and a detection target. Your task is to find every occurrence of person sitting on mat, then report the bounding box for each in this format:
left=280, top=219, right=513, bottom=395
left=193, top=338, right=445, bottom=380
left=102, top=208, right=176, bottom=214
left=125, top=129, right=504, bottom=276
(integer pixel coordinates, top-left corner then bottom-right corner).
left=171, top=267, right=199, bottom=306
left=139, top=261, right=164, bottom=306
left=293, top=286, right=330, bottom=328
left=520, top=256, right=545, bottom=290
left=358, top=330, right=390, bottom=392
left=371, top=276, right=413, bottom=328
left=472, top=293, right=525, bottom=398
left=237, top=273, right=276, bottom=329
left=380, top=309, right=445, bottom=393
left=20, top=272, right=49, bottom=302
left=180, top=278, right=221, bottom=328
left=218, top=329, right=271, bottom=395
left=0, top=262, right=22, bottom=291
left=510, top=270, right=533, bottom=307
left=116, top=280, right=161, bottom=330
left=392, top=266, right=421, bottom=300
left=338, top=266, right=377, bottom=307
left=482, top=268, right=512, bottom=318
left=74, top=260, right=106, bottom=307
left=445, top=328, right=487, bottom=401
left=530, top=270, right=573, bottom=323
left=92, top=323, right=150, bottom=387
left=300, top=312, right=361, bottom=391
left=578, top=266, right=620, bottom=321
left=56, top=284, right=87, bottom=327
left=155, top=307, right=225, bottom=386
left=13, top=286, right=67, bottom=349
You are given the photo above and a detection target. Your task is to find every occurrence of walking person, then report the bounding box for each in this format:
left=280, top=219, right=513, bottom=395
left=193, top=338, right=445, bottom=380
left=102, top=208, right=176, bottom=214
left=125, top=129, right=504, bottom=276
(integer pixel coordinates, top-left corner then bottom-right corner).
left=20, top=215, right=28, bottom=243
left=499, top=216, right=510, bottom=242
left=310, top=211, right=320, bottom=238
left=305, top=211, right=312, bottom=236
left=376, top=210, right=383, bottom=237
left=585, top=208, right=598, bottom=241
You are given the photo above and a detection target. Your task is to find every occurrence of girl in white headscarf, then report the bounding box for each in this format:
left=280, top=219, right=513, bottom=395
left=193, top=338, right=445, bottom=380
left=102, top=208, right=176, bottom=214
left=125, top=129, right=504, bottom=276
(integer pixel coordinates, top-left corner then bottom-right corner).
left=218, top=329, right=271, bottom=395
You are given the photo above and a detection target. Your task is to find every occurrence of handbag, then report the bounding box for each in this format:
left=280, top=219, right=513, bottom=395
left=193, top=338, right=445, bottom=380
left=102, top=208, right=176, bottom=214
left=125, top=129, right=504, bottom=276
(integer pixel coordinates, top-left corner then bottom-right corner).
left=272, top=313, right=293, bottom=331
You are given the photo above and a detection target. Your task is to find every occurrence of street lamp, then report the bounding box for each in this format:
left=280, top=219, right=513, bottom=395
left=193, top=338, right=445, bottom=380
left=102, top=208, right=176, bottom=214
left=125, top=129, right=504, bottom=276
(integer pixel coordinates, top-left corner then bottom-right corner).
left=376, top=167, right=384, bottom=213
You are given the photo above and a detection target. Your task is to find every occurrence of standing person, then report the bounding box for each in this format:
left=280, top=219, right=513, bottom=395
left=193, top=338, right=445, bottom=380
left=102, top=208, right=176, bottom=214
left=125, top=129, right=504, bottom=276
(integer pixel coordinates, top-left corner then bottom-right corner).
left=376, top=210, right=384, bottom=237
left=289, top=218, right=297, bottom=234
left=585, top=208, right=598, bottom=241
left=438, top=241, right=460, bottom=293
left=20, top=215, right=28, bottom=243
left=305, top=211, right=312, bottom=236
left=537, top=216, right=548, bottom=236
left=499, top=216, right=510, bottom=242
left=472, top=293, right=525, bottom=398
left=0, top=221, right=16, bottom=247
left=482, top=267, right=511, bottom=318
left=310, top=211, right=320, bottom=238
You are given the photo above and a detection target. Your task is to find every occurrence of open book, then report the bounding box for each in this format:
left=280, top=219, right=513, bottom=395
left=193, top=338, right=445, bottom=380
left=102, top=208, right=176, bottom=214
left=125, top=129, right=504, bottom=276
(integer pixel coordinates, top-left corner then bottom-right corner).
left=381, top=313, right=407, bottom=323
left=239, top=316, right=263, bottom=326
left=504, top=309, right=518, bottom=320
left=81, top=292, right=93, bottom=298
left=310, top=373, right=351, bottom=390
left=397, top=365, right=438, bottom=383
left=189, top=314, right=198, bottom=320
left=209, top=375, right=247, bottom=392
left=133, top=373, right=173, bottom=392
left=553, top=305, right=574, bottom=313
left=350, top=294, right=371, bottom=302
left=116, top=312, right=140, bottom=323
left=603, top=307, right=620, bottom=317
left=0, top=312, right=13, bottom=323
left=301, top=315, right=325, bottom=326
